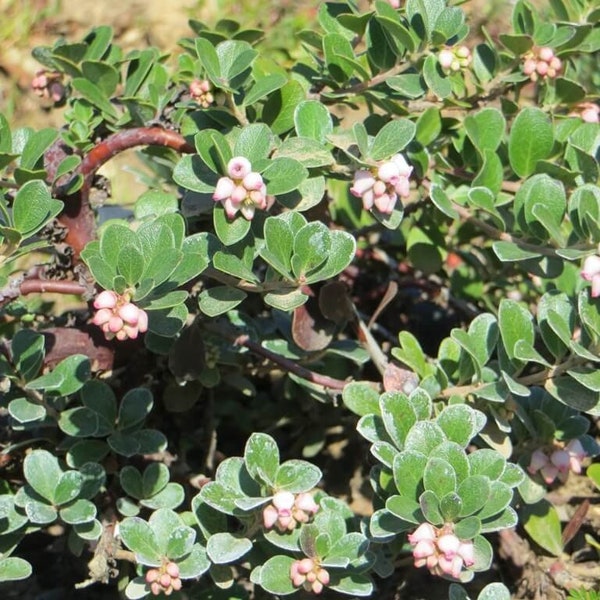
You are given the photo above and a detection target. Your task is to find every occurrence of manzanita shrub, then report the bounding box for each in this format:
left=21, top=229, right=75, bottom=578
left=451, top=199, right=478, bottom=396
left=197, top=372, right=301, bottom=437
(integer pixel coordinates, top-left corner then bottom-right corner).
left=0, top=0, right=599, bottom=597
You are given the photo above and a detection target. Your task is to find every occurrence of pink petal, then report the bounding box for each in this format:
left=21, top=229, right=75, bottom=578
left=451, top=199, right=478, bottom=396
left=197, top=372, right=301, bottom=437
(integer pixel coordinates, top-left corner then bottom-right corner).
left=317, top=568, right=330, bottom=585
left=374, top=192, right=397, bottom=214
left=391, top=154, right=412, bottom=177
left=297, top=558, right=314, bottom=574
left=108, top=315, right=124, bottom=333
left=227, top=156, right=252, bottom=179
left=92, top=308, right=113, bottom=326
left=437, top=533, right=460, bottom=558
left=540, top=463, right=558, bottom=484
left=137, top=310, right=149, bottom=333
left=592, top=275, right=600, bottom=298
left=413, top=539, right=436, bottom=559
left=350, top=171, right=376, bottom=197
left=408, top=523, right=437, bottom=544
left=458, top=541, right=475, bottom=566
left=242, top=172, right=264, bottom=191
left=377, top=161, right=400, bottom=184
left=566, top=439, right=586, bottom=461
left=361, top=189, right=374, bottom=210
left=213, top=177, right=235, bottom=201
left=262, top=505, right=278, bottom=529
left=550, top=449, right=570, bottom=472
left=118, top=303, right=139, bottom=325
left=527, top=449, right=549, bottom=474
left=295, top=492, right=319, bottom=514
left=372, top=180, right=387, bottom=197
left=240, top=203, right=256, bottom=220
left=222, top=198, right=240, bottom=219
left=582, top=256, right=600, bottom=280
left=94, top=290, right=118, bottom=309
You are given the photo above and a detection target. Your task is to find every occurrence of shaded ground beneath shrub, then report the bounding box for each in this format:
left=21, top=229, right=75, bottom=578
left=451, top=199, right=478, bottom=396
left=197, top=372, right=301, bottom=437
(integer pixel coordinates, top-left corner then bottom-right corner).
left=1, top=1, right=599, bottom=599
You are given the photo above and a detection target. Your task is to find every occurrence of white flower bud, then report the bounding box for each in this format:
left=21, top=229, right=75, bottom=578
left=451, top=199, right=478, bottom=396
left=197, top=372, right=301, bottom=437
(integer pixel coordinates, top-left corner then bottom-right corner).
left=227, top=156, right=252, bottom=179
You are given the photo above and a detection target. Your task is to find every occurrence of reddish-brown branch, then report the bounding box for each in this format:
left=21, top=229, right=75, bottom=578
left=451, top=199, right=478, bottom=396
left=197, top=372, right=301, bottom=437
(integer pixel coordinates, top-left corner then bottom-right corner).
left=55, top=127, right=194, bottom=260
left=0, top=277, right=88, bottom=309
left=78, top=128, right=194, bottom=181
left=200, top=318, right=354, bottom=391
left=19, top=279, right=87, bottom=296
left=233, top=333, right=349, bottom=391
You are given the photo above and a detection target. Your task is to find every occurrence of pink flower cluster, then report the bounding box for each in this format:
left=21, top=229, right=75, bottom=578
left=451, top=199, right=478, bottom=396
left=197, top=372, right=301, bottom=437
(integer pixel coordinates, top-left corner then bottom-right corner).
left=262, top=490, right=319, bottom=532
left=408, top=523, right=475, bottom=579
left=570, top=102, right=600, bottom=124
left=581, top=255, right=600, bottom=298
left=290, top=558, right=330, bottom=595
left=527, top=439, right=587, bottom=484
left=190, top=79, right=214, bottom=108
left=92, top=290, right=149, bottom=341
left=350, top=154, right=412, bottom=214
left=145, top=561, right=182, bottom=596
left=438, top=46, right=472, bottom=73
left=522, top=47, right=562, bottom=81
left=213, top=157, right=274, bottom=220
left=31, top=70, right=65, bottom=103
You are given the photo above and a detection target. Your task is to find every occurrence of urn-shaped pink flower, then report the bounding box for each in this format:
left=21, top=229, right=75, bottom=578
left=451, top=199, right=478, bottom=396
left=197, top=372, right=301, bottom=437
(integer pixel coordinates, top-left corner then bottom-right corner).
left=92, top=290, right=149, bottom=341
left=190, top=79, right=214, bottom=107
left=522, top=46, right=562, bottom=82
left=262, top=490, right=319, bottom=532
left=350, top=154, right=413, bottom=214
left=407, top=523, right=475, bottom=579
left=290, top=557, right=330, bottom=594
left=145, top=561, right=182, bottom=596
left=212, top=156, right=274, bottom=220
left=527, top=439, right=589, bottom=484
left=581, top=255, right=600, bottom=298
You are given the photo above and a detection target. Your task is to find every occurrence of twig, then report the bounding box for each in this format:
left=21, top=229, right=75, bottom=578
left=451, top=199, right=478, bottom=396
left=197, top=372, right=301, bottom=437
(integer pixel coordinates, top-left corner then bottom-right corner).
left=18, top=278, right=87, bottom=296
left=0, top=277, right=87, bottom=309
left=202, top=321, right=352, bottom=391
left=225, top=93, right=249, bottom=126
left=421, top=179, right=570, bottom=258
left=234, top=333, right=349, bottom=391
left=441, top=354, right=581, bottom=398
left=323, top=61, right=415, bottom=98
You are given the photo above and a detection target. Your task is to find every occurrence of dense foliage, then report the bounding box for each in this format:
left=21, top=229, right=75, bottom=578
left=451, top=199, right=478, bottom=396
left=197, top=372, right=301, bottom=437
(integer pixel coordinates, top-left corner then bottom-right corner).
left=1, top=0, right=599, bottom=598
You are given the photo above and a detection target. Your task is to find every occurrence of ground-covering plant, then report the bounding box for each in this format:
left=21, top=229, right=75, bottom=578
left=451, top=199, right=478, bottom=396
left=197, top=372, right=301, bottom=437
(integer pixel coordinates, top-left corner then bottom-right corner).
left=0, top=0, right=599, bottom=598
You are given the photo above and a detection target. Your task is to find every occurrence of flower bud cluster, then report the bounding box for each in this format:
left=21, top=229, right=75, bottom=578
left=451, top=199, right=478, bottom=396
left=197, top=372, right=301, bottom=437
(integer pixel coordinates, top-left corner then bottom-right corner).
left=145, top=561, right=182, bottom=596
left=350, top=154, right=412, bottom=215
left=569, top=102, right=600, bottom=124
left=385, top=0, right=401, bottom=8
left=522, top=47, right=562, bottom=81
left=31, top=70, right=65, bottom=103
left=580, top=255, right=600, bottom=298
left=527, top=439, right=587, bottom=484
left=92, top=290, right=149, bottom=341
left=438, top=46, right=472, bottom=73
left=262, top=490, right=319, bottom=532
left=290, top=558, right=330, bottom=595
left=408, top=523, right=475, bottom=579
left=189, top=79, right=214, bottom=108
left=213, top=156, right=274, bottom=220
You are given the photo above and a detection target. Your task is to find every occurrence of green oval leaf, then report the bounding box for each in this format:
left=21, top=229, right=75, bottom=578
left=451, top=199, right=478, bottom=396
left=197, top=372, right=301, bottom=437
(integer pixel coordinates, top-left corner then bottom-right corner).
left=508, top=107, right=553, bottom=177
left=521, top=499, right=563, bottom=556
